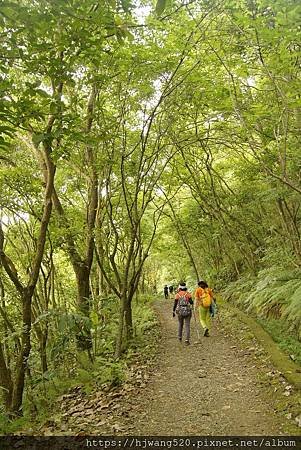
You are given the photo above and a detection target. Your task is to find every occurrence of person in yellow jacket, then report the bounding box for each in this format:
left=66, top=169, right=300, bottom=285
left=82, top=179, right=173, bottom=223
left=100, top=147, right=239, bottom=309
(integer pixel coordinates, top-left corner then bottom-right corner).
left=194, top=280, right=214, bottom=337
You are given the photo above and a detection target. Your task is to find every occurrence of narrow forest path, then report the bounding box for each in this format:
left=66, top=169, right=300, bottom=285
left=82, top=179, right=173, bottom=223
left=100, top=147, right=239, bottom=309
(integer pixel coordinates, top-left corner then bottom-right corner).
left=48, top=299, right=301, bottom=437
left=121, top=299, right=285, bottom=435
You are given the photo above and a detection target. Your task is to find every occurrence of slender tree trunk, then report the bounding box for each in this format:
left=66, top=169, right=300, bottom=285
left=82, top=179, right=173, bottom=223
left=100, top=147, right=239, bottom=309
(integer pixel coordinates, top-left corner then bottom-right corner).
left=12, top=158, right=55, bottom=414
left=0, top=146, right=55, bottom=415
left=11, top=290, right=31, bottom=414
left=0, top=343, right=13, bottom=410
left=49, top=86, right=98, bottom=351
left=277, top=198, right=301, bottom=263
left=40, top=332, right=48, bottom=374
left=115, top=298, right=126, bottom=358
left=141, top=273, right=145, bottom=294
left=124, top=296, right=133, bottom=343
left=74, top=264, right=93, bottom=350
left=75, top=265, right=90, bottom=317
left=33, top=323, right=48, bottom=374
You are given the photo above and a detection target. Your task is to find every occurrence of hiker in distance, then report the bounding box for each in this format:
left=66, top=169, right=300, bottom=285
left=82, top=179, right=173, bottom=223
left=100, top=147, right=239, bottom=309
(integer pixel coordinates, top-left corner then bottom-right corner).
left=164, top=285, right=169, bottom=299
left=173, top=282, right=193, bottom=345
left=195, top=280, right=214, bottom=337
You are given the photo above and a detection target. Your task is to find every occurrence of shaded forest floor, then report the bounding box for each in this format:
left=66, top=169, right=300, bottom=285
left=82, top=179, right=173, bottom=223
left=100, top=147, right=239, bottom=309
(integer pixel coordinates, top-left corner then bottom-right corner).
left=39, top=299, right=301, bottom=436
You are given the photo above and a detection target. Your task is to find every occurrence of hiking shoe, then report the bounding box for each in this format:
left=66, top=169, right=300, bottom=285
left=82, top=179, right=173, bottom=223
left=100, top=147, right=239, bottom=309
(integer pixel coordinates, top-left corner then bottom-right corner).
left=178, top=337, right=182, bottom=342
left=204, top=329, right=210, bottom=337
left=184, top=340, right=190, bottom=345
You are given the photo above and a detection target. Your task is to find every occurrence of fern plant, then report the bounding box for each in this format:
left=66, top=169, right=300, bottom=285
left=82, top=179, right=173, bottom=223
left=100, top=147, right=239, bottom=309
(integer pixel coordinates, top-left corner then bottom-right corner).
left=223, top=266, right=301, bottom=339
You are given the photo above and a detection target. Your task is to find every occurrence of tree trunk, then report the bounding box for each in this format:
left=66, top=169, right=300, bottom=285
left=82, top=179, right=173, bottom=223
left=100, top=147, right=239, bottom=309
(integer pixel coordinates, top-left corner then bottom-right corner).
left=124, top=297, right=133, bottom=343
left=33, top=323, right=48, bottom=374
left=0, top=146, right=55, bottom=415
left=11, top=290, right=31, bottom=415
left=277, top=198, right=301, bottom=264
left=47, top=85, right=99, bottom=351
left=75, top=264, right=93, bottom=350
left=115, top=298, right=125, bottom=358
left=0, top=343, right=13, bottom=410
left=40, top=332, right=48, bottom=374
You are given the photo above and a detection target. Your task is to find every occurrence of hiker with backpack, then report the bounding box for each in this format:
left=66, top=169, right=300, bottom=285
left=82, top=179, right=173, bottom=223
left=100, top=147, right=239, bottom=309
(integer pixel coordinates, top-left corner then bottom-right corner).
left=163, top=285, right=169, bottom=299
left=195, top=280, right=214, bottom=337
left=172, top=282, right=193, bottom=345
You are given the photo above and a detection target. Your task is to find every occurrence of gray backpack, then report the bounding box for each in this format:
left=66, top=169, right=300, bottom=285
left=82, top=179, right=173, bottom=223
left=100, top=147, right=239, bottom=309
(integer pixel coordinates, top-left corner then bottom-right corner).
left=176, top=294, right=191, bottom=317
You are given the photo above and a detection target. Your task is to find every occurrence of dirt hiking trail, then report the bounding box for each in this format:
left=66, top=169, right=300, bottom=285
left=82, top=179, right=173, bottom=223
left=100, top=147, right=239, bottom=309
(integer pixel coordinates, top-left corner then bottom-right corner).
left=125, top=300, right=285, bottom=435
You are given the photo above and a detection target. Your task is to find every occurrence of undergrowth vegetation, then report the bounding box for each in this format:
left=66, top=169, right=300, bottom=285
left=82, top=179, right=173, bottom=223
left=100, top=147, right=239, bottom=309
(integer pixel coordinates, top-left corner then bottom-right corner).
left=222, top=266, right=301, bottom=363
left=0, top=296, right=158, bottom=434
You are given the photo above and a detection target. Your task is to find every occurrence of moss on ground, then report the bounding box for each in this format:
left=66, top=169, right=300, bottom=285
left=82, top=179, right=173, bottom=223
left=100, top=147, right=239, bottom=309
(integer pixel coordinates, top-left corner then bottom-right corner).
left=223, top=302, right=301, bottom=390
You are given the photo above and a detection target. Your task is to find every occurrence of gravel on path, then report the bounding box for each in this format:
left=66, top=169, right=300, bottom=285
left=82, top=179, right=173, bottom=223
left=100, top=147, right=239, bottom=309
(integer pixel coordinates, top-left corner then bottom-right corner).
left=128, top=300, right=285, bottom=435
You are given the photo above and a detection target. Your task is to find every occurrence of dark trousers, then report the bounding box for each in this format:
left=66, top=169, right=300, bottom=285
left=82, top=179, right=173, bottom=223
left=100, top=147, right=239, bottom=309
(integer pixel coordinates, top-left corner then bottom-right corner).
left=178, top=314, right=191, bottom=341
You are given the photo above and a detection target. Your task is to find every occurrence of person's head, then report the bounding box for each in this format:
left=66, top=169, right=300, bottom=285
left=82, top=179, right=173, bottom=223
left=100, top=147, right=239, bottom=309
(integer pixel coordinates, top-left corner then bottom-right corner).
left=178, top=281, right=187, bottom=291
left=198, top=280, right=208, bottom=289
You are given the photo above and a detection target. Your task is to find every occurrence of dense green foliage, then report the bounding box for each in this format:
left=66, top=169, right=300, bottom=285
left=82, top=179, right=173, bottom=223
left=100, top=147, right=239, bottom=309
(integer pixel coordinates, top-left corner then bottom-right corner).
left=0, top=0, right=300, bottom=423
